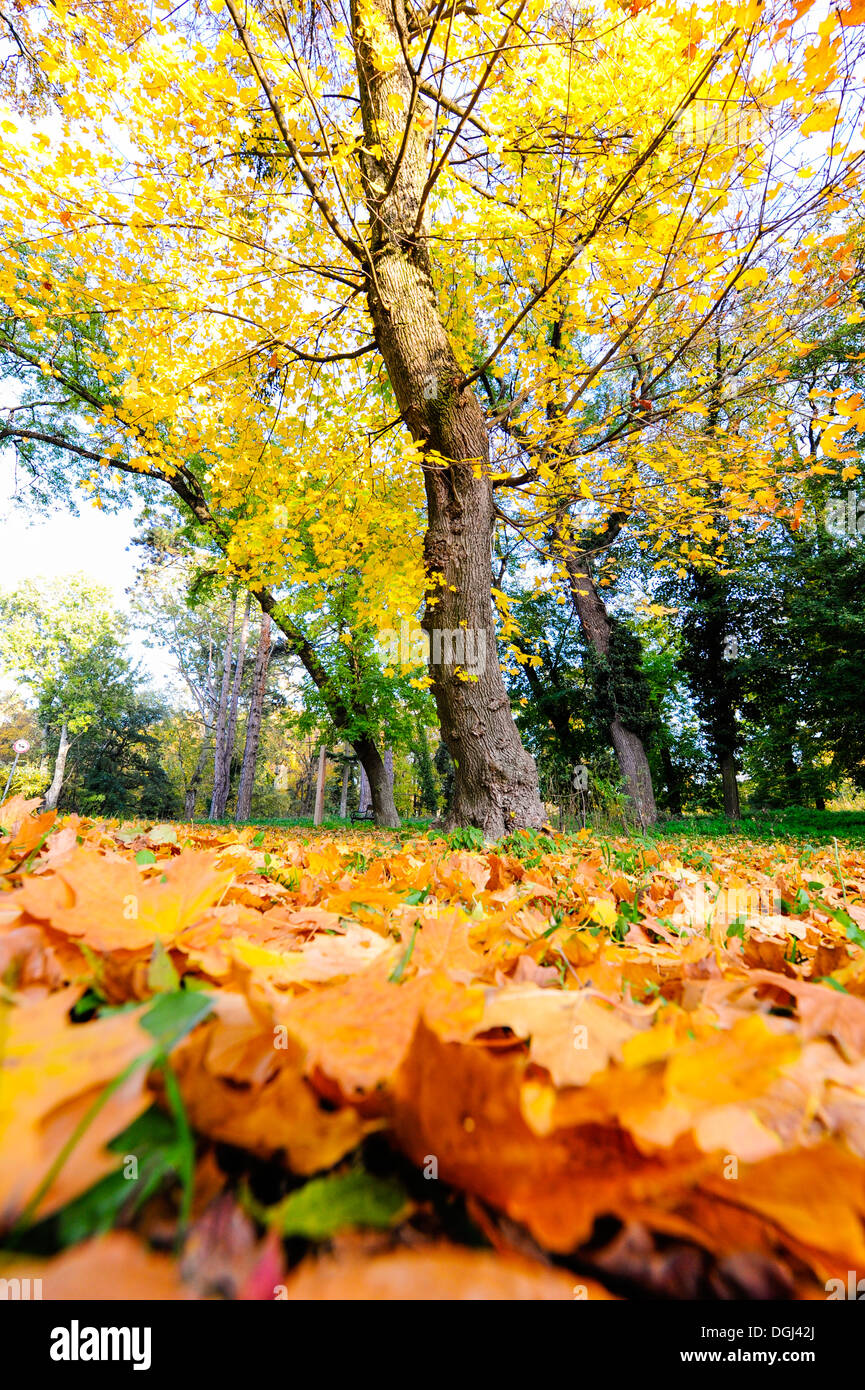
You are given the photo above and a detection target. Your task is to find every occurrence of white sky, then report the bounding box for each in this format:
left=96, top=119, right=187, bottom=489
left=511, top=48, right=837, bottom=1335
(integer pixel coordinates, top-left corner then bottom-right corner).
left=0, top=451, right=177, bottom=688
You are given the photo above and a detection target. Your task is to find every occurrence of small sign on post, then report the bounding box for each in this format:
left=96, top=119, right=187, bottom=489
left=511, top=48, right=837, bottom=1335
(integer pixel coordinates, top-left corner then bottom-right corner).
left=3, top=739, right=32, bottom=804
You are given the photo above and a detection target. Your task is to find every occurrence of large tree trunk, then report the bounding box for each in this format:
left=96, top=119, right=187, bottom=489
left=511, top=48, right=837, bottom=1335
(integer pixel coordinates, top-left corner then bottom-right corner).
left=564, top=555, right=657, bottom=827
left=235, top=611, right=272, bottom=823
left=42, top=720, right=70, bottom=811
left=209, top=592, right=237, bottom=820
left=350, top=0, right=545, bottom=838
left=686, top=566, right=742, bottom=821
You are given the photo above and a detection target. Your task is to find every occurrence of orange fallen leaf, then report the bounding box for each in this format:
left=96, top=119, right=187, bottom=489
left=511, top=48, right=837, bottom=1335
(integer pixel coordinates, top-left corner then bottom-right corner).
left=281, top=1243, right=615, bottom=1300
left=12, top=850, right=235, bottom=952
left=0, top=1230, right=198, bottom=1299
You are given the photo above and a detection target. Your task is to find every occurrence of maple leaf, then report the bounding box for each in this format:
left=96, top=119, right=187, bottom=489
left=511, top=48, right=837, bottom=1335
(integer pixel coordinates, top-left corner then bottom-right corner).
left=481, top=983, right=641, bottom=1087
left=839, top=0, right=865, bottom=25
left=0, top=989, right=151, bottom=1224
left=11, top=850, right=235, bottom=952
left=162, top=991, right=372, bottom=1173
left=0, top=797, right=56, bottom=873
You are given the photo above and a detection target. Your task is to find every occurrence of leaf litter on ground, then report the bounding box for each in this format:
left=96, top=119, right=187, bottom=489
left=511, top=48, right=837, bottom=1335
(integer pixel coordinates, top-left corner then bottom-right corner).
left=2, top=795, right=865, bottom=1298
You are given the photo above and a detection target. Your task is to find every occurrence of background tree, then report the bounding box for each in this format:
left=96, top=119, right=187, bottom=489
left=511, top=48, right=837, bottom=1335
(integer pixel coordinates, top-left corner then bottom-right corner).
left=0, top=574, right=137, bottom=809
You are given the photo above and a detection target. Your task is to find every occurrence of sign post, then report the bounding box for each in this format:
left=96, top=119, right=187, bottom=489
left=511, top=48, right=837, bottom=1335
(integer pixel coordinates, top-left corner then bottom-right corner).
left=2, top=738, right=31, bottom=805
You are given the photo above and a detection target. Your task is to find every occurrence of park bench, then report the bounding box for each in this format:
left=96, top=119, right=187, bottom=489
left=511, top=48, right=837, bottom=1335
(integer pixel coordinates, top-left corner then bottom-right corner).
left=350, top=807, right=376, bottom=824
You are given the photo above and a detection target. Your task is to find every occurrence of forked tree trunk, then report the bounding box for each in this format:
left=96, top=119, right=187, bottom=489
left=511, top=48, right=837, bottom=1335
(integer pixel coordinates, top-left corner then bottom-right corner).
left=42, top=720, right=70, bottom=811
left=209, top=592, right=237, bottom=820
left=235, top=611, right=272, bottom=823
left=564, top=555, right=657, bottom=827
left=350, top=0, right=545, bottom=838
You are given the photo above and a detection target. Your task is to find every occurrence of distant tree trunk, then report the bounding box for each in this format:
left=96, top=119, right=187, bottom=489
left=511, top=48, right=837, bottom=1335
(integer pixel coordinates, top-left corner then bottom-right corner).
left=412, top=719, right=438, bottom=814
left=358, top=763, right=371, bottom=814
left=213, top=593, right=251, bottom=819
left=783, top=745, right=802, bottom=806
left=683, top=372, right=743, bottom=823
left=684, top=566, right=742, bottom=822
left=42, top=720, right=70, bottom=811
left=209, top=592, right=237, bottom=820
left=250, top=587, right=400, bottom=828
left=354, top=736, right=399, bottom=827
left=339, top=746, right=350, bottom=820
left=660, top=745, right=683, bottom=818
left=299, top=752, right=316, bottom=816
left=564, top=555, right=657, bottom=827
left=235, top=611, right=272, bottom=823
left=185, top=735, right=212, bottom=820
left=522, top=662, right=574, bottom=759
left=721, top=753, right=741, bottom=820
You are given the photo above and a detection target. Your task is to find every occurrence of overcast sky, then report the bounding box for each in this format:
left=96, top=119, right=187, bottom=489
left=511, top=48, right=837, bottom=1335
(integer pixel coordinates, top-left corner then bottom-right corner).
left=0, top=452, right=177, bottom=689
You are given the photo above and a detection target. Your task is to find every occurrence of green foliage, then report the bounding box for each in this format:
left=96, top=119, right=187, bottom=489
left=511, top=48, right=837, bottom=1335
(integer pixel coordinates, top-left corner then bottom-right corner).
left=0, top=573, right=132, bottom=736
left=499, top=827, right=558, bottom=866
left=61, top=693, right=178, bottom=818
left=251, top=1165, right=410, bottom=1240
left=445, top=825, right=486, bottom=851
left=657, top=809, right=865, bottom=848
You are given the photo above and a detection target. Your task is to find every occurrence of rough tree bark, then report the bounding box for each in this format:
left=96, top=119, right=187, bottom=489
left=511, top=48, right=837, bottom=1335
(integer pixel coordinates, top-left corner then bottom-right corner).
left=42, top=720, right=70, bottom=811
left=209, top=592, right=237, bottom=820
left=349, top=0, right=546, bottom=838
left=564, top=554, right=657, bottom=827
left=235, top=610, right=272, bottom=823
